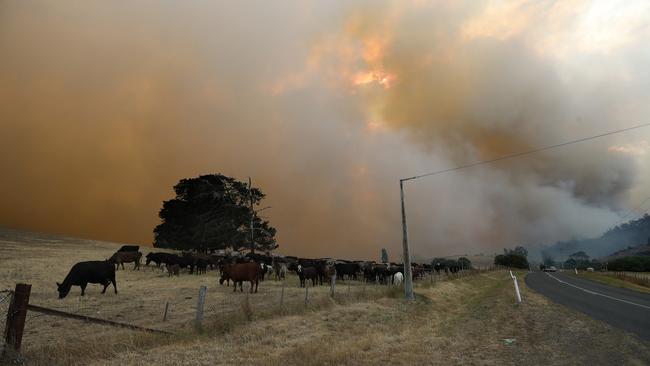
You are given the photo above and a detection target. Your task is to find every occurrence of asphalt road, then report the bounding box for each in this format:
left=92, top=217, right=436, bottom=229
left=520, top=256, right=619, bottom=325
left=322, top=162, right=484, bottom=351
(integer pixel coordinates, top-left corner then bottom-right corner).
left=525, top=271, right=650, bottom=340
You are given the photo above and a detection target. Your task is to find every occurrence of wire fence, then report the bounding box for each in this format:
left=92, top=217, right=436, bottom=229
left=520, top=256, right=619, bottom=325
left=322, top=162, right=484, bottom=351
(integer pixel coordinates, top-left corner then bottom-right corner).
left=1, top=267, right=493, bottom=363
left=0, top=289, right=15, bottom=354
left=601, top=271, right=650, bottom=287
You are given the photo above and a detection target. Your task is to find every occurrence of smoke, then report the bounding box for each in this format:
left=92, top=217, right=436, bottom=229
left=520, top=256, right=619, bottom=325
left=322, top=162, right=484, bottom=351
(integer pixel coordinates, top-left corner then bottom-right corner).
left=1, top=1, right=649, bottom=259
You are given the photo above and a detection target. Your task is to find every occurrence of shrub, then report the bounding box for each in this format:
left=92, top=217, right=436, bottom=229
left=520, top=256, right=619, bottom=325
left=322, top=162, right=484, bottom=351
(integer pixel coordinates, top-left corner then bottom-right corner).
left=494, top=253, right=528, bottom=269
left=607, top=256, right=650, bottom=272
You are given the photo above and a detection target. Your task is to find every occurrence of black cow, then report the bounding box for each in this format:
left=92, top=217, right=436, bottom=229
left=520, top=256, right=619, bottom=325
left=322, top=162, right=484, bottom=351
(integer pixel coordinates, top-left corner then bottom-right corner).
left=146, top=252, right=180, bottom=266
left=193, top=256, right=209, bottom=275
left=56, top=261, right=117, bottom=298
left=118, top=245, right=140, bottom=252
left=432, top=259, right=460, bottom=275
left=364, top=266, right=377, bottom=283
left=145, top=252, right=170, bottom=267
left=177, top=255, right=195, bottom=272
left=297, top=265, right=318, bottom=287
left=296, top=259, right=328, bottom=285
left=313, top=260, right=329, bottom=285
left=369, top=264, right=389, bottom=284
left=335, top=262, right=360, bottom=281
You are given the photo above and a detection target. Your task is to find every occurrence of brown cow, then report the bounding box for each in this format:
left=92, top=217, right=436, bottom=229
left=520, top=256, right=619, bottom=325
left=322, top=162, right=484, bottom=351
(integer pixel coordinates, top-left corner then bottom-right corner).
left=219, top=262, right=262, bottom=293
left=109, top=251, right=142, bottom=270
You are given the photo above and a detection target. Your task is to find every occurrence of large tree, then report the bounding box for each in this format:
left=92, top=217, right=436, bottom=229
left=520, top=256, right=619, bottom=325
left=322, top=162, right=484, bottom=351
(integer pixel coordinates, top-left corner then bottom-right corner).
left=153, top=174, right=277, bottom=253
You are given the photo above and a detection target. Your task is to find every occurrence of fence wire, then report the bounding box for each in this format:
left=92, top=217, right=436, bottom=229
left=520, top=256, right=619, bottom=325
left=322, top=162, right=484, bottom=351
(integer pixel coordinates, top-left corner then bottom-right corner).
left=3, top=268, right=492, bottom=361
left=0, top=290, right=14, bottom=351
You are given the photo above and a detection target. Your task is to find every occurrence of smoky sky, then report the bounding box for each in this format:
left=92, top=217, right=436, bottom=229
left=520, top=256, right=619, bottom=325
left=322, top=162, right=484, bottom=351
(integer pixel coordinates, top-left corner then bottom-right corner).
left=1, top=1, right=649, bottom=260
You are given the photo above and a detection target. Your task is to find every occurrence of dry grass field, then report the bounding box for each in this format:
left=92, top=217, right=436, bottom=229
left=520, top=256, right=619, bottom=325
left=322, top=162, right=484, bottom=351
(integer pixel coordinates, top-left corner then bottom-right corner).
left=1, top=227, right=649, bottom=366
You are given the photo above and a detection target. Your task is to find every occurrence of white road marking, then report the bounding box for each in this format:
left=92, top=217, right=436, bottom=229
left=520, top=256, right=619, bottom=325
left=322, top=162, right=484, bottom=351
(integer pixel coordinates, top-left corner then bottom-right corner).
left=545, top=273, right=650, bottom=310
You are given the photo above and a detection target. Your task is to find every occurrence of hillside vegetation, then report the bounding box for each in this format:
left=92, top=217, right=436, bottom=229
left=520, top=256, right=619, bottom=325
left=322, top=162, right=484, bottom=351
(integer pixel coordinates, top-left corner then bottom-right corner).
left=542, top=214, right=650, bottom=259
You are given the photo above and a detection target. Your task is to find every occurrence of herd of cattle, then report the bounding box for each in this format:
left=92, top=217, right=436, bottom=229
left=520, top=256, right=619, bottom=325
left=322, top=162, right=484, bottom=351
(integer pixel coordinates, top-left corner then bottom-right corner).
left=56, top=245, right=468, bottom=297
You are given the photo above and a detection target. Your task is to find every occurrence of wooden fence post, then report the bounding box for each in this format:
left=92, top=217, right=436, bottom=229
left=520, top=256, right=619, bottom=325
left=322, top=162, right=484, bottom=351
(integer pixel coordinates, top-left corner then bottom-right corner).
left=304, top=285, right=309, bottom=306
left=195, top=286, right=206, bottom=331
left=347, top=281, right=351, bottom=297
left=330, top=275, right=336, bottom=297
left=3, top=283, right=31, bottom=353
left=279, top=281, right=285, bottom=307
left=162, top=301, right=170, bottom=322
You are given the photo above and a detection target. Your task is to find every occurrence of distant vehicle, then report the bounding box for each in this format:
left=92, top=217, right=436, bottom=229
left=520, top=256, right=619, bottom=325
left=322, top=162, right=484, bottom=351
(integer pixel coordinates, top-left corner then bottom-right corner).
left=587, top=267, right=594, bottom=272
left=545, top=266, right=557, bottom=272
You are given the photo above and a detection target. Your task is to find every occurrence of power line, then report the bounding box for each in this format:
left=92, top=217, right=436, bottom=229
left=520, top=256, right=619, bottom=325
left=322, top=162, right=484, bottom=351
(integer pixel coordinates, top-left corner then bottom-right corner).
left=621, top=196, right=650, bottom=220
left=401, top=122, right=650, bottom=182
left=614, top=195, right=650, bottom=229
left=397, top=122, right=650, bottom=300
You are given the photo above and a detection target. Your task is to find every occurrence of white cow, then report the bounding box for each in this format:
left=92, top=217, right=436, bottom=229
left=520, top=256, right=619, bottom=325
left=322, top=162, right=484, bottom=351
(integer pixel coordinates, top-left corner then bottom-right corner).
left=394, top=272, right=404, bottom=286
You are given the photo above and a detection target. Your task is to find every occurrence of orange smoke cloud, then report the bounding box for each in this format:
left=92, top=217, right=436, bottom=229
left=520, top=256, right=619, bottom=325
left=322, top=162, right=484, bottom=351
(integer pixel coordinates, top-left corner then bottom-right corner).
left=1, top=1, right=648, bottom=261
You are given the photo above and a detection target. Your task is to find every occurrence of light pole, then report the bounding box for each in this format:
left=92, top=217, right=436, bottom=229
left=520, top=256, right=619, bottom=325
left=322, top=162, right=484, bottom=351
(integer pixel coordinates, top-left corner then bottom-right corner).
left=249, top=177, right=254, bottom=253
left=400, top=179, right=415, bottom=300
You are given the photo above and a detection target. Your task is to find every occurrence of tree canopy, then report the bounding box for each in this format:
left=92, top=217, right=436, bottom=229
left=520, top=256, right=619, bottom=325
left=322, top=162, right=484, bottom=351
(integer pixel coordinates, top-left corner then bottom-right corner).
left=505, top=246, right=528, bottom=258
left=494, top=252, right=529, bottom=269
left=153, top=174, right=277, bottom=253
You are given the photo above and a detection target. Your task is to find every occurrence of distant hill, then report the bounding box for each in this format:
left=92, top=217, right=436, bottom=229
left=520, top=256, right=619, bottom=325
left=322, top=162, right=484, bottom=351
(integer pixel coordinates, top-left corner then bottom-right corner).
left=0, top=226, right=132, bottom=247
left=538, top=214, right=650, bottom=260
left=603, top=243, right=650, bottom=260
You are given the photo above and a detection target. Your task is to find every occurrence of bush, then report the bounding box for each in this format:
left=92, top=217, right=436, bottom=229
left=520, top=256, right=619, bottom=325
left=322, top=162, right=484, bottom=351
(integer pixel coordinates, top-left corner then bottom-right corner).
left=494, top=253, right=528, bottom=269
left=607, top=256, right=650, bottom=272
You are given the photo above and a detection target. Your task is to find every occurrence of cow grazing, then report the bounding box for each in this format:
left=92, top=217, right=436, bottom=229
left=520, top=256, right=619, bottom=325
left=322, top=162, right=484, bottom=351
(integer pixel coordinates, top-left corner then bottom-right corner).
left=56, top=261, right=117, bottom=298
left=109, top=251, right=142, bottom=270
left=297, top=265, right=318, bottom=287
left=145, top=252, right=173, bottom=267
left=219, top=262, right=262, bottom=293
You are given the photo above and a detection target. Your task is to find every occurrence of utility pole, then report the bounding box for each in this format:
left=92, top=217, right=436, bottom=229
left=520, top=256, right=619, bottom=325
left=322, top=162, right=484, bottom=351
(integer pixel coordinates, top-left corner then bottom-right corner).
left=400, top=179, right=415, bottom=300
left=249, top=177, right=255, bottom=254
